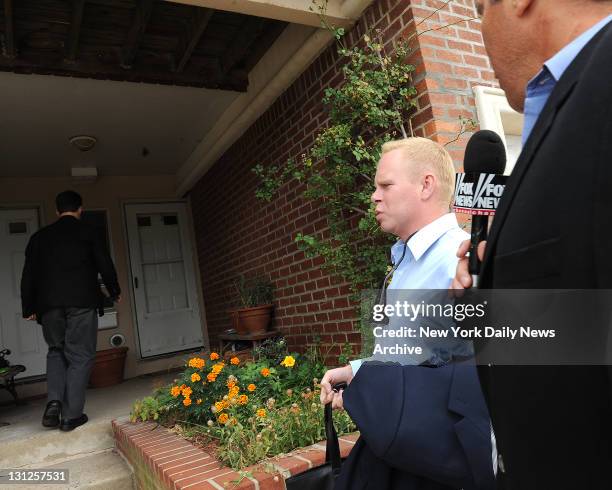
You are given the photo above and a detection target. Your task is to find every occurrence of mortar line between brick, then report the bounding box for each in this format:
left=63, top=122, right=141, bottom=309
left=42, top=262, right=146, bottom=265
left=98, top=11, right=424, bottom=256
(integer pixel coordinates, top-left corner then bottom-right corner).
left=153, top=447, right=204, bottom=464
left=162, top=461, right=218, bottom=478
left=292, top=455, right=313, bottom=469
left=268, top=463, right=291, bottom=479
left=247, top=476, right=260, bottom=490
left=138, top=434, right=181, bottom=449
left=155, top=448, right=210, bottom=469
left=201, top=471, right=238, bottom=489
left=172, top=464, right=229, bottom=484
left=147, top=443, right=196, bottom=458
left=163, top=456, right=216, bottom=474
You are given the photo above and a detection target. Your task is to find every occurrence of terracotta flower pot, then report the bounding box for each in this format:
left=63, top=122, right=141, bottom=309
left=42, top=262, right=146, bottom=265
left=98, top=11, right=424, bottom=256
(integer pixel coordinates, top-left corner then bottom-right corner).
left=236, top=304, right=273, bottom=334
left=89, top=347, right=128, bottom=388
left=228, top=309, right=248, bottom=334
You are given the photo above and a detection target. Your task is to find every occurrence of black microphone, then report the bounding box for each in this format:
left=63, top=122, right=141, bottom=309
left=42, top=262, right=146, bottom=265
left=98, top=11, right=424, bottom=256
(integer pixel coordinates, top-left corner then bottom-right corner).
left=461, top=130, right=507, bottom=286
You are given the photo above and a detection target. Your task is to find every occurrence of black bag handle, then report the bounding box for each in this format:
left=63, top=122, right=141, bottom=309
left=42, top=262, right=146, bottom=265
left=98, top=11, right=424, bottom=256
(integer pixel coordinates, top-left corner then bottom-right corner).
left=324, top=402, right=342, bottom=473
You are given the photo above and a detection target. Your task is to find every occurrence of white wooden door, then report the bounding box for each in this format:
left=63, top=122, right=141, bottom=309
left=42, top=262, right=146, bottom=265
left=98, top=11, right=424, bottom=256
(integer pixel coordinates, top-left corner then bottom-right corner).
left=125, top=203, right=204, bottom=357
left=0, top=208, right=47, bottom=377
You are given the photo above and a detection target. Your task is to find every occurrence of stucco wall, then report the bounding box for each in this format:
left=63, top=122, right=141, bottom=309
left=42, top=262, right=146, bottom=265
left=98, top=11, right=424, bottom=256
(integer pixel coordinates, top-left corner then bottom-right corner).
left=0, top=175, right=208, bottom=400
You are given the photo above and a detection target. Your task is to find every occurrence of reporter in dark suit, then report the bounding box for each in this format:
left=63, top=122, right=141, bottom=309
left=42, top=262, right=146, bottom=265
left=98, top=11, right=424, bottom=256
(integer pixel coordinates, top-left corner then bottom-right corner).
left=21, top=190, right=121, bottom=431
left=452, top=2, right=612, bottom=488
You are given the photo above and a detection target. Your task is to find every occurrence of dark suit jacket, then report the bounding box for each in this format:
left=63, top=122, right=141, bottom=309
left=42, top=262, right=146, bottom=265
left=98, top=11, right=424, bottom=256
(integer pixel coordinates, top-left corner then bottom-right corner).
left=475, top=22, right=612, bottom=489
left=338, top=362, right=495, bottom=490
left=21, top=215, right=120, bottom=318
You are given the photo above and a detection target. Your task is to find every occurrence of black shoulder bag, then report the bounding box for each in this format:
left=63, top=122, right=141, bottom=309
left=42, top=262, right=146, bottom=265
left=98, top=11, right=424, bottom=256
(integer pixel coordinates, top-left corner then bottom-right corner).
left=285, top=402, right=342, bottom=489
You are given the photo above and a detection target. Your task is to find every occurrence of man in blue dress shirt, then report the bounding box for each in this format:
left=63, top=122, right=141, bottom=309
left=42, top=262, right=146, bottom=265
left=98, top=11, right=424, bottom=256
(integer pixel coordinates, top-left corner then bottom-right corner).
left=320, top=138, right=495, bottom=490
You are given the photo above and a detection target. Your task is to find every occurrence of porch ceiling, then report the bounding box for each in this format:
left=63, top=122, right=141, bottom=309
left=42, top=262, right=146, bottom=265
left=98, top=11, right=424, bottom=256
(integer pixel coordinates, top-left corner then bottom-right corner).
left=0, top=71, right=239, bottom=177
left=0, top=0, right=374, bottom=184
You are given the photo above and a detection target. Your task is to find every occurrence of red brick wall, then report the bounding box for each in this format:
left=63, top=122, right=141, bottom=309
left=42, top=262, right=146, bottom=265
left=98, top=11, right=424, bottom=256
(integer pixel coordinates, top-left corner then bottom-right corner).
left=189, top=0, right=498, bottom=359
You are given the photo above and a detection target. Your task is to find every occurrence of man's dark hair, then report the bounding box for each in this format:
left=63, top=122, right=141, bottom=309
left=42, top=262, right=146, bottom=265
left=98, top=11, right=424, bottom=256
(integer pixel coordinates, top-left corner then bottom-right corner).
left=56, top=190, right=83, bottom=213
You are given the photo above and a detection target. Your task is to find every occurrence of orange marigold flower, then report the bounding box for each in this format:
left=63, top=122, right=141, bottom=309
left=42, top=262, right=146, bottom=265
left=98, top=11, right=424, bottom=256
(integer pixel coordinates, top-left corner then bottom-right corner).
left=182, top=387, right=192, bottom=397
left=247, top=384, right=256, bottom=392
left=212, top=363, right=224, bottom=374
left=215, top=401, right=225, bottom=413
left=229, top=386, right=240, bottom=398
left=180, top=384, right=187, bottom=389
left=170, top=386, right=181, bottom=397
left=191, top=373, right=201, bottom=383
left=210, top=352, right=220, bottom=361
left=229, top=417, right=238, bottom=426
left=188, top=357, right=205, bottom=369
left=222, top=400, right=230, bottom=409
left=230, top=357, right=240, bottom=365
left=227, top=379, right=236, bottom=389
left=207, top=373, right=217, bottom=383
left=196, top=399, right=202, bottom=405
left=238, top=394, right=248, bottom=405
left=218, top=413, right=229, bottom=424
left=256, top=409, right=266, bottom=418
left=260, top=368, right=270, bottom=377
left=183, top=397, right=192, bottom=407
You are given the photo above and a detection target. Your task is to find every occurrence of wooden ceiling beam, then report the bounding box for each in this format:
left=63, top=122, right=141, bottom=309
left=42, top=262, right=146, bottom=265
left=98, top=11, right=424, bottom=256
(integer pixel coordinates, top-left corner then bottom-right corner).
left=64, top=0, right=85, bottom=62
left=121, top=0, right=154, bottom=69
left=163, top=0, right=353, bottom=28
left=219, top=16, right=265, bottom=80
left=175, top=6, right=213, bottom=73
left=0, top=55, right=248, bottom=91
left=2, top=0, right=15, bottom=58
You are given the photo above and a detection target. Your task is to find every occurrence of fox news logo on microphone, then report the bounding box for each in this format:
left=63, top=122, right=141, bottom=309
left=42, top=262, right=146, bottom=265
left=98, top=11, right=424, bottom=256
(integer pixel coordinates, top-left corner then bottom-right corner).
left=454, top=173, right=508, bottom=216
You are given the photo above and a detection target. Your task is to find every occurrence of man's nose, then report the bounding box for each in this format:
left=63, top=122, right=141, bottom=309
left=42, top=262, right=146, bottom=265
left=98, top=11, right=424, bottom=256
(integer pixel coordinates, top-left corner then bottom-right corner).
left=371, top=190, right=380, bottom=203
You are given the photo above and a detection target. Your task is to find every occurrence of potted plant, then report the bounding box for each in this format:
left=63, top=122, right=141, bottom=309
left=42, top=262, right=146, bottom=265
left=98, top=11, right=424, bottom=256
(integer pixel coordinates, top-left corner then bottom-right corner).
left=230, top=275, right=274, bottom=334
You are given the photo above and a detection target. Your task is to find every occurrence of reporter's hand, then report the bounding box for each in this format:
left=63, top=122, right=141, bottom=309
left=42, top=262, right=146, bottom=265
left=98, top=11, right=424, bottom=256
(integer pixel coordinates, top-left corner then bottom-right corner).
left=451, top=239, right=487, bottom=292
left=320, top=365, right=353, bottom=407
left=331, top=390, right=345, bottom=410
left=25, top=314, right=37, bottom=321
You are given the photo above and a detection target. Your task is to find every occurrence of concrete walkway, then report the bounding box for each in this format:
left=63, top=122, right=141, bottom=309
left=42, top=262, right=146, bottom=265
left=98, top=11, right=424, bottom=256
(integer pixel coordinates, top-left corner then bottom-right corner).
left=0, top=371, right=177, bottom=489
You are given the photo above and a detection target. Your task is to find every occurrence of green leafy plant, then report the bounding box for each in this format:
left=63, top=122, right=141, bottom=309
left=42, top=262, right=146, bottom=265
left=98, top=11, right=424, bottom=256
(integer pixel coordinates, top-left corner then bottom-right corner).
left=131, top=342, right=356, bottom=470
left=234, top=275, right=274, bottom=308
left=253, top=23, right=416, bottom=295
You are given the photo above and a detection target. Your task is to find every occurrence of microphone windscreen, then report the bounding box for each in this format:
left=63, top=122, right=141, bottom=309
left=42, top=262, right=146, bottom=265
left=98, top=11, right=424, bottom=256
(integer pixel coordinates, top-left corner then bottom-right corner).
left=464, top=130, right=507, bottom=174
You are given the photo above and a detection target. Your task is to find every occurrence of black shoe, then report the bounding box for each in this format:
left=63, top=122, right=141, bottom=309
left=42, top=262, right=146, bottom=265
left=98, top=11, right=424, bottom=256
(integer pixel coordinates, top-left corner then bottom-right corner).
left=42, top=400, right=62, bottom=428
left=59, top=413, right=88, bottom=432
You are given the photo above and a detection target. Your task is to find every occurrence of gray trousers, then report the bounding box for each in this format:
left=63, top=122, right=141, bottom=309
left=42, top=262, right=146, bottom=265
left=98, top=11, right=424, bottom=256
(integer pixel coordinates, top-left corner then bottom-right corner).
left=41, top=308, right=98, bottom=419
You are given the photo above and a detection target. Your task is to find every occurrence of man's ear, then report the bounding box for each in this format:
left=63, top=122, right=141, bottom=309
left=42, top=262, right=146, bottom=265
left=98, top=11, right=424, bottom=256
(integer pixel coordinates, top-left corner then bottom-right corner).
left=421, top=174, right=436, bottom=200
left=514, top=0, right=534, bottom=17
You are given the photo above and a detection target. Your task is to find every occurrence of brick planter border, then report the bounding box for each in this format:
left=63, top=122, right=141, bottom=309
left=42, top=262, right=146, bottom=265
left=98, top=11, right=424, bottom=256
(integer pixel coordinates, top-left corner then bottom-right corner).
left=112, top=418, right=358, bottom=489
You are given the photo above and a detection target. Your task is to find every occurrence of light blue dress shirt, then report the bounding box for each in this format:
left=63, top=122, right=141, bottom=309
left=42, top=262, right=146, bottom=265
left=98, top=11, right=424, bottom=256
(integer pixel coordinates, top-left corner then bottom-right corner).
left=522, top=15, right=612, bottom=144
left=350, top=213, right=470, bottom=374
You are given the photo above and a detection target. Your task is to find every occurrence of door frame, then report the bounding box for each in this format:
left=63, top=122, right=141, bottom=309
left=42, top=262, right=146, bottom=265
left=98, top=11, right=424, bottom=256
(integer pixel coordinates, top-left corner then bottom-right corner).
left=121, top=198, right=209, bottom=360
left=0, top=203, right=46, bottom=381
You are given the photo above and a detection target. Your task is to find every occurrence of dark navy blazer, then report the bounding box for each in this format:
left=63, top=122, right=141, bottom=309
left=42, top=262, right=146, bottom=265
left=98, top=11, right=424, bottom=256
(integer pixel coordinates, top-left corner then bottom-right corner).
left=337, top=361, right=495, bottom=490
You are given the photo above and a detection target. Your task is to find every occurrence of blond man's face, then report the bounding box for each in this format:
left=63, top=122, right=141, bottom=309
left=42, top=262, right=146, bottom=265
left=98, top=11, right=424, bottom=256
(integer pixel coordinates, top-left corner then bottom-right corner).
left=371, top=150, right=422, bottom=238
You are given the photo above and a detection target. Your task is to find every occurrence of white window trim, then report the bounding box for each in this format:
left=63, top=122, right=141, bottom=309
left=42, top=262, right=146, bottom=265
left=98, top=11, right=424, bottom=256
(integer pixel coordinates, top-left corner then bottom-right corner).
left=473, top=86, right=524, bottom=175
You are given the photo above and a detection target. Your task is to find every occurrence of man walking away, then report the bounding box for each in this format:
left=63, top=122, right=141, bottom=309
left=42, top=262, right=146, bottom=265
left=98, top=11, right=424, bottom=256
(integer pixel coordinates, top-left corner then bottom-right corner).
left=21, top=190, right=121, bottom=431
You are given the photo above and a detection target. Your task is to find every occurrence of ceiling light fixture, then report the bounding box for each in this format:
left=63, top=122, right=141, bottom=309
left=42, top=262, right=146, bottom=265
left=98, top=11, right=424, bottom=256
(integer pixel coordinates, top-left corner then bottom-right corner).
left=69, top=135, right=97, bottom=152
